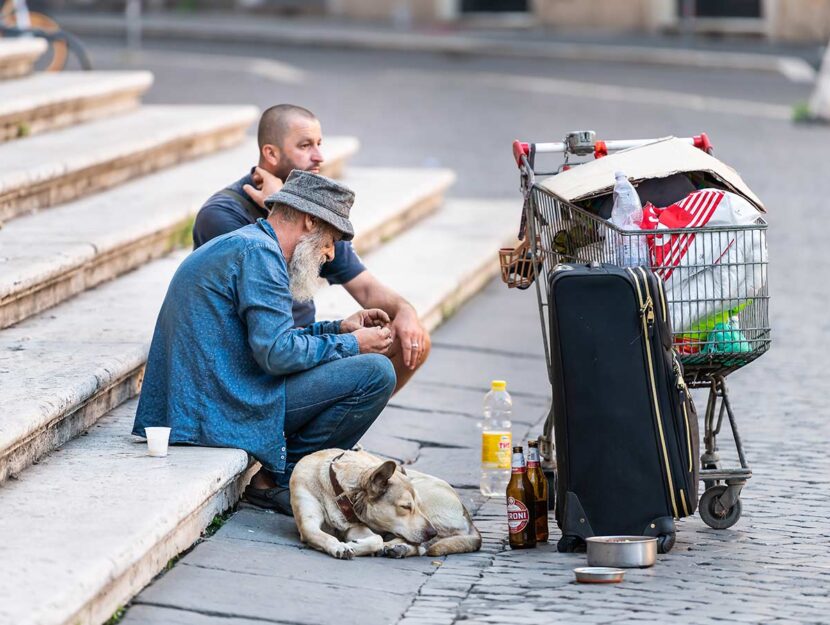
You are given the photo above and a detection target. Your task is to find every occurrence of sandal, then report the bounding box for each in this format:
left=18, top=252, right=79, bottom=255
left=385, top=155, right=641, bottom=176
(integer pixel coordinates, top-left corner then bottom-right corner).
left=243, top=485, right=293, bottom=517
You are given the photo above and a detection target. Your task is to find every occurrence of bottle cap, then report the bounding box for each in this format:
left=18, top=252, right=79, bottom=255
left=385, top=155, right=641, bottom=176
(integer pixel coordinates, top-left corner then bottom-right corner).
left=527, top=440, right=538, bottom=447
left=490, top=380, right=507, bottom=391
left=512, top=446, right=523, bottom=453
left=615, top=171, right=627, bottom=179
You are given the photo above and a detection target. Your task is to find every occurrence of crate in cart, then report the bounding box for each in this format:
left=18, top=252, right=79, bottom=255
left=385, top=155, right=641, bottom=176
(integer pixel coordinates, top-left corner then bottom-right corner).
left=502, top=131, right=770, bottom=530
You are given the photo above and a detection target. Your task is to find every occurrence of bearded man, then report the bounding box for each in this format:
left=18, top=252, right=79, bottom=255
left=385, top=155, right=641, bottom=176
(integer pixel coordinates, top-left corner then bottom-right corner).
left=134, top=171, right=396, bottom=516
left=192, top=104, right=430, bottom=395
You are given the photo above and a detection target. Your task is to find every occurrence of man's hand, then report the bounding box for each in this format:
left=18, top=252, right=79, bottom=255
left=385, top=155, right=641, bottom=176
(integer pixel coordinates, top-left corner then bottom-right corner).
left=391, top=306, right=426, bottom=370
left=341, top=308, right=391, bottom=334
left=242, top=166, right=284, bottom=208
left=353, top=326, right=393, bottom=355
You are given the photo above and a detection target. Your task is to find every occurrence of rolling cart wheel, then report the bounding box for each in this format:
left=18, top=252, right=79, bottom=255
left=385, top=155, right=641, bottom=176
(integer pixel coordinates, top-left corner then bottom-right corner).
left=557, top=535, right=586, bottom=553
left=657, top=532, right=676, bottom=554
left=699, top=485, right=742, bottom=530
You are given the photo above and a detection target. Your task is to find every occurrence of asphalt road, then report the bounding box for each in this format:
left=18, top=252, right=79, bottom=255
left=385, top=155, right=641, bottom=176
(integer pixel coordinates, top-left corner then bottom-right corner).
left=85, top=36, right=814, bottom=201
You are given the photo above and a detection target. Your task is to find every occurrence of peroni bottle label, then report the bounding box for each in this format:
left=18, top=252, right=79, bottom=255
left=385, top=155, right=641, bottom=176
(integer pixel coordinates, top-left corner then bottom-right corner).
left=507, top=496, right=530, bottom=533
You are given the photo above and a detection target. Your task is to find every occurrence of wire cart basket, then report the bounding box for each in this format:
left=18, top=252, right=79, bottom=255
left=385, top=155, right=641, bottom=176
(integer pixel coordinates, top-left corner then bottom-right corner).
left=503, top=131, right=770, bottom=530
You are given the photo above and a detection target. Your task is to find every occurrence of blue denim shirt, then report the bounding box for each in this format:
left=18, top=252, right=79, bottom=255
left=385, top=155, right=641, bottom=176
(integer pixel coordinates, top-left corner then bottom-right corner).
left=133, top=219, right=359, bottom=473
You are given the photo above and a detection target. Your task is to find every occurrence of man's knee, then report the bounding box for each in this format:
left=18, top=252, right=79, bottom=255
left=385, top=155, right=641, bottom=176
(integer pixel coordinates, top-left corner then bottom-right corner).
left=419, top=331, right=432, bottom=368
left=358, top=353, right=397, bottom=398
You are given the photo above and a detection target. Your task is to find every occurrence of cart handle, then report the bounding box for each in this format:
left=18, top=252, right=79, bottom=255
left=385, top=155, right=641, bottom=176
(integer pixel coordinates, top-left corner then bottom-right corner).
left=512, top=133, right=713, bottom=167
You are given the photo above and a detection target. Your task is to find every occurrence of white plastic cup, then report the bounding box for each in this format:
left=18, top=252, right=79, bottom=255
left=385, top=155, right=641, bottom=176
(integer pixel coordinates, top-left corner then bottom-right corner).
left=145, top=427, right=171, bottom=457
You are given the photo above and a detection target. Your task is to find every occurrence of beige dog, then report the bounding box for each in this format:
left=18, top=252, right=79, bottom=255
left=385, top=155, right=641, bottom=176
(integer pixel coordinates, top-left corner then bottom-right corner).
left=290, top=448, right=481, bottom=560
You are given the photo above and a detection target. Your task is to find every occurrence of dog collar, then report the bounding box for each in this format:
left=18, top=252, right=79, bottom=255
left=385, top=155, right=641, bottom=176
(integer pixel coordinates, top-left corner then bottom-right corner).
left=329, top=452, right=361, bottom=524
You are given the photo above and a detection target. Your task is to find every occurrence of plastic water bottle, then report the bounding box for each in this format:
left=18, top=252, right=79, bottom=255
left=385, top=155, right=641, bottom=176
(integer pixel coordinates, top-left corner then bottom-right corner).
left=611, top=171, right=648, bottom=267
left=480, top=380, right=513, bottom=497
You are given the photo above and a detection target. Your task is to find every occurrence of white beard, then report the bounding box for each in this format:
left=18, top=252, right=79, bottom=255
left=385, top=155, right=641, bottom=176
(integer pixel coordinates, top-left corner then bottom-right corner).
left=288, top=229, right=328, bottom=303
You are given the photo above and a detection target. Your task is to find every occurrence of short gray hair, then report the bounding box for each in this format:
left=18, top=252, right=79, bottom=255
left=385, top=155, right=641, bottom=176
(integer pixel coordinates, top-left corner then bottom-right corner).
left=268, top=201, right=300, bottom=224
left=268, top=202, right=338, bottom=238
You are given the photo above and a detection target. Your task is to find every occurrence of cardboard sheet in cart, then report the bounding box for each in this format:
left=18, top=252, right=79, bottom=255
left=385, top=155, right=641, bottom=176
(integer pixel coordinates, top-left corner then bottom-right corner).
left=538, top=137, right=766, bottom=213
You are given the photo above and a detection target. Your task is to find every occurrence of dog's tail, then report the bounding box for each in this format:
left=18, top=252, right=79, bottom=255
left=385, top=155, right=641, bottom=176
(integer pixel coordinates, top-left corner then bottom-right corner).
left=424, top=533, right=482, bottom=557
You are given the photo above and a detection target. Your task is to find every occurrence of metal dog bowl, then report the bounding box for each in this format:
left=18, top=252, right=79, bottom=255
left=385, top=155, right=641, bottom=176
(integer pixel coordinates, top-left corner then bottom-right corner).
left=586, top=536, right=657, bottom=568
left=573, top=567, right=625, bottom=584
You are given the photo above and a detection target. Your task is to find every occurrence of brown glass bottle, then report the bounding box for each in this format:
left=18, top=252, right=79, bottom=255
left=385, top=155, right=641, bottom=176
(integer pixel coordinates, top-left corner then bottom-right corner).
left=506, top=446, right=537, bottom=549
left=526, top=440, right=549, bottom=543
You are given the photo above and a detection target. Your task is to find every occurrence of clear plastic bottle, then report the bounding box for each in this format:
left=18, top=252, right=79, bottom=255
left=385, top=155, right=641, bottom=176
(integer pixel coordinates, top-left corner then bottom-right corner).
left=610, top=171, right=648, bottom=267
left=480, top=380, right=513, bottom=497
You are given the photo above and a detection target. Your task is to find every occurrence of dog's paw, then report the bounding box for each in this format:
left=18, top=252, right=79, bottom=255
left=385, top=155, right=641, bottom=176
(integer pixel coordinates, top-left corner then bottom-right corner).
left=332, top=543, right=355, bottom=560
left=381, top=543, right=411, bottom=559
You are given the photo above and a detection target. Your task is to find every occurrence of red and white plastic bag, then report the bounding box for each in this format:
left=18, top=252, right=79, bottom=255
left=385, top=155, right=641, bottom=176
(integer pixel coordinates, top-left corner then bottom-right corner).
left=639, top=189, right=766, bottom=333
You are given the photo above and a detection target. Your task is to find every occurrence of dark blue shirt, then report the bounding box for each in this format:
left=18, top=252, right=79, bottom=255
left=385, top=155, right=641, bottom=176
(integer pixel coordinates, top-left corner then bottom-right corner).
left=192, top=173, right=366, bottom=327
left=134, top=219, right=359, bottom=472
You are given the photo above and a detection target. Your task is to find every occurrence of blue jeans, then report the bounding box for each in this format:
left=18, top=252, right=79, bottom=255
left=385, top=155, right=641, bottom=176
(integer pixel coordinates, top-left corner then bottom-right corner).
left=274, top=353, right=396, bottom=487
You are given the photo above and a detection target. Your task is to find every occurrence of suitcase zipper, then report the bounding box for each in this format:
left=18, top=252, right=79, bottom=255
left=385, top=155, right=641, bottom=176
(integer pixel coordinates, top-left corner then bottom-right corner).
left=675, top=363, right=694, bottom=474
left=656, top=273, right=668, bottom=323
left=650, top=268, right=695, bottom=511
left=628, top=268, right=679, bottom=519
left=650, top=267, right=696, bottom=511
left=680, top=488, right=690, bottom=517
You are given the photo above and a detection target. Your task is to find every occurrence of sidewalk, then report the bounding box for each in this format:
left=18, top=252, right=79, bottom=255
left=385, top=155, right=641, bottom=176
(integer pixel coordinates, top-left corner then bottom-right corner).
left=56, top=11, right=822, bottom=82
left=118, top=276, right=830, bottom=625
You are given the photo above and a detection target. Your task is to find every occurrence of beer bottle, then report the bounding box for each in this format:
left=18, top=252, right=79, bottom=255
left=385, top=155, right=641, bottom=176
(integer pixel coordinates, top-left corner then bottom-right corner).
left=526, top=440, right=549, bottom=543
left=506, top=446, right=537, bottom=549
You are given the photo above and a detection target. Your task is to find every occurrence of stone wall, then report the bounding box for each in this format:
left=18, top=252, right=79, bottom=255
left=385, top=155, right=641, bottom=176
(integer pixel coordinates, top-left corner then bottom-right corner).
left=767, top=0, right=830, bottom=42
left=530, top=0, right=666, bottom=32
left=326, top=0, right=456, bottom=23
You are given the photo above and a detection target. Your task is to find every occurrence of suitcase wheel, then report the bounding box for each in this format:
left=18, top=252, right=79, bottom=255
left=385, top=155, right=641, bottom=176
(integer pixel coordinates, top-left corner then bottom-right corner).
left=656, top=532, right=676, bottom=554
left=699, top=485, right=742, bottom=530
left=556, top=535, right=586, bottom=553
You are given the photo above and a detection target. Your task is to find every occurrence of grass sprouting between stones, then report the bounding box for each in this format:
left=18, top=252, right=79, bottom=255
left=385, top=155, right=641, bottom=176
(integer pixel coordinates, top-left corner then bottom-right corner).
left=203, top=508, right=235, bottom=538
left=105, top=605, right=126, bottom=625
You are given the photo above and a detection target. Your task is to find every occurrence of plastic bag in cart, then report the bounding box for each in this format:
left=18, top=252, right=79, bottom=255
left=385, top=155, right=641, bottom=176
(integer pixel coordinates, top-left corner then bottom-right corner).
left=639, top=189, right=767, bottom=338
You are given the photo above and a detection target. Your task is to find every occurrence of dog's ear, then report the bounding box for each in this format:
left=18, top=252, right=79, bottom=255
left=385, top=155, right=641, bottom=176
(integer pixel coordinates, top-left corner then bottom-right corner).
left=367, top=460, right=397, bottom=498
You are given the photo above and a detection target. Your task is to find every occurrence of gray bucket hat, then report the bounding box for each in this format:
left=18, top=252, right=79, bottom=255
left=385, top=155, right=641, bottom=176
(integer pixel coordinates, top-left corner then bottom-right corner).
left=264, top=169, right=355, bottom=241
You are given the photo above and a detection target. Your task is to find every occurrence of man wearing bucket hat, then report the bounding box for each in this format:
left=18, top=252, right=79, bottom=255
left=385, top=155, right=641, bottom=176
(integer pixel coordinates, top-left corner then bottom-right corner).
left=193, top=104, right=430, bottom=398
left=134, top=170, right=397, bottom=516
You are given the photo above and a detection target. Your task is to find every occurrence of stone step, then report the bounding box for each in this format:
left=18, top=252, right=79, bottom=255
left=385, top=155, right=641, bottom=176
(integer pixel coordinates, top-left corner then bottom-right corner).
left=0, top=70, right=153, bottom=142
left=314, top=198, right=520, bottom=331
left=0, top=397, right=253, bottom=625
left=0, top=104, right=258, bottom=223
left=0, top=252, right=185, bottom=486
left=0, top=38, right=47, bottom=80
left=0, top=142, right=449, bottom=329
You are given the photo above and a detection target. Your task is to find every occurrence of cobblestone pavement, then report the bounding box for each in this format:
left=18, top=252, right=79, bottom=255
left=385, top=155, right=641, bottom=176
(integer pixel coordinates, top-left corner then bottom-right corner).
left=105, top=37, right=830, bottom=625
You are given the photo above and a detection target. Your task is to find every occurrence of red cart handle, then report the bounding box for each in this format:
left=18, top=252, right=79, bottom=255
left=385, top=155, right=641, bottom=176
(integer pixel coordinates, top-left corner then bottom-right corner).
left=512, top=140, right=529, bottom=166
left=513, top=132, right=714, bottom=167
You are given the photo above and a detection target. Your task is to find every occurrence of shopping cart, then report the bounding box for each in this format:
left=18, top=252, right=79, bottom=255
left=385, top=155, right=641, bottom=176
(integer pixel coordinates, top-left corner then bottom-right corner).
left=502, top=131, right=770, bottom=530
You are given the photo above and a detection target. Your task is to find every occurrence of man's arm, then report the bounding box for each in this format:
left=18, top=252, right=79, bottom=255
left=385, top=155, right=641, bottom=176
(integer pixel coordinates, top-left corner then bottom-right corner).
left=343, top=271, right=411, bottom=318
left=237, top=246, right=359, bottom=376
left=301, top=320, right=343, bottom=336
left=237, top=246, right=392, bottom=375
left=343, top=271, right=426, bottom=369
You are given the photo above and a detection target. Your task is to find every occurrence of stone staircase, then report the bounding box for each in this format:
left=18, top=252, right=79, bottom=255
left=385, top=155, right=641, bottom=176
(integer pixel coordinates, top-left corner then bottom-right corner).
left=0, top=48, right=520, bottom=625
left=0, top=38, right=47, bottom=80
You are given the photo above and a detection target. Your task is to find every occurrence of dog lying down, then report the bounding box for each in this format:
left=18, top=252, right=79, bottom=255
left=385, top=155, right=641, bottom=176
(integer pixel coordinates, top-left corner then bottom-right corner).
left=290, top=448, right=481, bottom=560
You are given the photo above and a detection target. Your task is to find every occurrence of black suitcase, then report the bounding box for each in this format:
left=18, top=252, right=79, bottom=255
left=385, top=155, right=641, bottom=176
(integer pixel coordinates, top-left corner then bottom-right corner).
left=544, top=262, right=699, bottom=554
